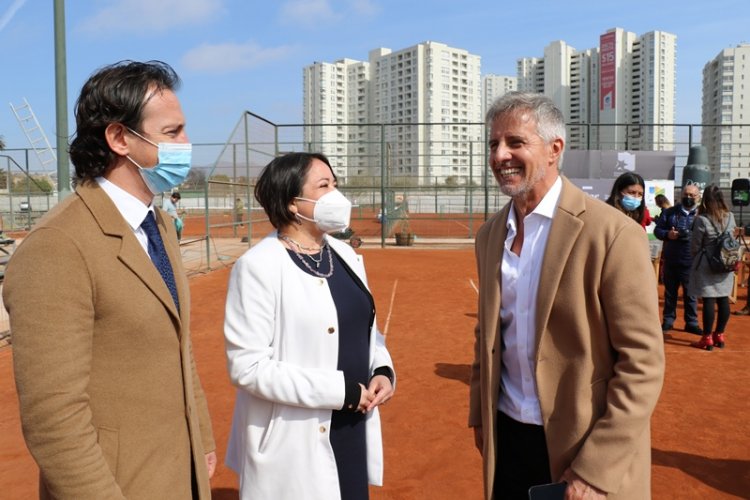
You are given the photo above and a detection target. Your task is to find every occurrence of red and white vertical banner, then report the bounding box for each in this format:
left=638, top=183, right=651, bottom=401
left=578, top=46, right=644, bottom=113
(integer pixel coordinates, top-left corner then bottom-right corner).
left=599, top=32, right=616, bottom=110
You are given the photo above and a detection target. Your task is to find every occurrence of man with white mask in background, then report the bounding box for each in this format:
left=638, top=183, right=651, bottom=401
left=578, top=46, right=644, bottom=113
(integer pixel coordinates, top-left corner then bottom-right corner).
left=4, top=60, right=216, bottom=499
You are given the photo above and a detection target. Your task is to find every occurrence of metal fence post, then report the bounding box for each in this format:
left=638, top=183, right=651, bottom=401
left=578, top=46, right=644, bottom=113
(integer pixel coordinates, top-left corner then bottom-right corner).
left=469, top=141, right=474, bottom=237
left=380, top=124, right=386, bottom=248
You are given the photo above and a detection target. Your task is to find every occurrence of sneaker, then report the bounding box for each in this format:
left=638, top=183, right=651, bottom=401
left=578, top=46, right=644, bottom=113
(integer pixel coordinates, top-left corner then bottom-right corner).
left=661, top=323, right=673, bottom=333
left=684, top=324, right=704, bottom=335
left=733, top=307, right=749, bottom=316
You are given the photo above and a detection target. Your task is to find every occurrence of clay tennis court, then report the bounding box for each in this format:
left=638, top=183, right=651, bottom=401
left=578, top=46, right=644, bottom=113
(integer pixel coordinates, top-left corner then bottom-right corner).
left=179, top=207, right=490, bottom=240
left=1, top=245, right=749, bottom=499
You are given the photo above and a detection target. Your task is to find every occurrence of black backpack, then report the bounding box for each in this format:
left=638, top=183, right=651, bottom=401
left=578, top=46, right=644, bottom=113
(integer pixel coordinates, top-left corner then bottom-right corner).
left=700, top=217, right=740, bottom=273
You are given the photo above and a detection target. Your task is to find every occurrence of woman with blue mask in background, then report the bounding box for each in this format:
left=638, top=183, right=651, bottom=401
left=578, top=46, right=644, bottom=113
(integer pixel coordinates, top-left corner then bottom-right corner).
left=606, top=171, right=652, bottom=230
left=223, top=152, right=395, bottom=500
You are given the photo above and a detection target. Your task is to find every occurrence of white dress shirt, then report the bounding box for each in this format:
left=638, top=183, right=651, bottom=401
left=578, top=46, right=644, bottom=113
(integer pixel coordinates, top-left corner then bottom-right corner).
left=497, top=176, right=562, bottom=425
left=96, top=177, right=154, bottom=255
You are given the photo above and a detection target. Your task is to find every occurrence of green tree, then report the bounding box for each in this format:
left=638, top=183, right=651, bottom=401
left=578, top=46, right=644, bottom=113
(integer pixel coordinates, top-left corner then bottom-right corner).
left=184, top=168, right=206, bottom=190
left=13, top=174, right=54, bottom=194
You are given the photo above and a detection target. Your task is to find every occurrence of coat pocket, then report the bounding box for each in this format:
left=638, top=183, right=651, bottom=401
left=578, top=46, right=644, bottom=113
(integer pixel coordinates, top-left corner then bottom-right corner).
left=591, top=378, right=608, bottom=418
left=258, top=403, right=279, bottom=454
left=97, top=426, right=119, bottom=475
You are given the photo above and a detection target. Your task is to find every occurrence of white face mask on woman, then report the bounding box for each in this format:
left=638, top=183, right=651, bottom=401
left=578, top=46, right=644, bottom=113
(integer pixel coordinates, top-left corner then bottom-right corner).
left=295, top=189, right=352, bottom=233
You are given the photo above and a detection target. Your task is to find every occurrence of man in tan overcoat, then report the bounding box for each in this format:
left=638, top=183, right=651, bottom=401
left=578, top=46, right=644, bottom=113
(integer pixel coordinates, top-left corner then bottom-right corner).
left=4, top=60, right=216, bottom=499
left=469, top=92, right=665, bottom=499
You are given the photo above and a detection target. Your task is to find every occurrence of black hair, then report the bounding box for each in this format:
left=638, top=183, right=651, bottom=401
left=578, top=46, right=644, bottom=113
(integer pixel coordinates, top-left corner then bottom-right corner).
left=254, top=152, right=334, bottom=229
left=69, top=60, right=180, bottom=185
left=654, top=193, right=670, bottom=208
left=606, top=171, right=646, bottom=223
left=171, top=192, right=181, bottom=201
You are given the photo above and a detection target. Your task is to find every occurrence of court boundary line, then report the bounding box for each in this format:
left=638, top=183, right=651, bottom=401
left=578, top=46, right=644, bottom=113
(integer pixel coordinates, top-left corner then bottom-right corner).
left=452, top=220, right=471, bottom=231
left=383, top=279, right=399, bottom=335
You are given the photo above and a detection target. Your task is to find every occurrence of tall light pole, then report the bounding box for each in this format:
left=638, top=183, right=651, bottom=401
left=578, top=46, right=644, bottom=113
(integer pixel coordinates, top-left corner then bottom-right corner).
left=54, top=0, right=71, bottom=199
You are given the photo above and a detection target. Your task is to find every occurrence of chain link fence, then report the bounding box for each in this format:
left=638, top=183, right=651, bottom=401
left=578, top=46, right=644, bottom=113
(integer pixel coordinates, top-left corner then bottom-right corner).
left=2, top=118, right=750, bottom=273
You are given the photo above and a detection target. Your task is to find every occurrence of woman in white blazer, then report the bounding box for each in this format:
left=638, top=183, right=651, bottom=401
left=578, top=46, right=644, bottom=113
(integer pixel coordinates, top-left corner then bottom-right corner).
left=224, top=152, right=395, bottom=500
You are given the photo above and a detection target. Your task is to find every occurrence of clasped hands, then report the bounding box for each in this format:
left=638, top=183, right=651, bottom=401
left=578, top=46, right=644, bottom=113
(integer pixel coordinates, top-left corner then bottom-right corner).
left=356, top=375, right=393, bottom=413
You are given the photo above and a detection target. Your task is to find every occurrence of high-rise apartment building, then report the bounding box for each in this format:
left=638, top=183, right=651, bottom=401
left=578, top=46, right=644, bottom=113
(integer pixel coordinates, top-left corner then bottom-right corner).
left=517, top=28, right=677, bottom=153
left=701, top=43, right=750, bottom=187
left=633, top=31, right=677, bottom=149
left=482, top=74, right=517, bottom=119
left=303, top=41, right=483, bottom=185
left=303, top=58, right=369, bottom=179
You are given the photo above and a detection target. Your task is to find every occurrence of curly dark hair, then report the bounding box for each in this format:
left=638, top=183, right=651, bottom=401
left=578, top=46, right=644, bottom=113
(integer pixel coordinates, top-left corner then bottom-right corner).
left=254, top=152, right=334, bottom=229
left=68, top=60, right=180, bottom=186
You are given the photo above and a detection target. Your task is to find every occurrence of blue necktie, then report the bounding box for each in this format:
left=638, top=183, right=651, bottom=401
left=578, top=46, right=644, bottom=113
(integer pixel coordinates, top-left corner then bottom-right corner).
left=141, top=211, right=180, bottom=312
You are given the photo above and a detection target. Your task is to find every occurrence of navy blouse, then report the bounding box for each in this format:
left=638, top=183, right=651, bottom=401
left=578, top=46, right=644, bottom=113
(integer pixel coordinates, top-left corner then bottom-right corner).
left=286, top=246, right=372, bottom=500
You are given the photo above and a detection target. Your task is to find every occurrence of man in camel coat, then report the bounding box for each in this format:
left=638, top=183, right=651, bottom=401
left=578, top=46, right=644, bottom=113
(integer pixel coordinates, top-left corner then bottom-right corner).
left=469, top=92, right=664, bottom=500
left=4, top=60, right=215, bottom=499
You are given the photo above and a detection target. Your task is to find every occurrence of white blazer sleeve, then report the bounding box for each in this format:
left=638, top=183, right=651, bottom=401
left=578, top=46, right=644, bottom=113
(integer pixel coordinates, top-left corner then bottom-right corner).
left=224, top=250, right=346, bottom=410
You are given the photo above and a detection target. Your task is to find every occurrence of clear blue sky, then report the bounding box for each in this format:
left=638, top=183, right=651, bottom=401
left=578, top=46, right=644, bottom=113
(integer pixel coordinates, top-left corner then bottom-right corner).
left=1, top=0, right=749, bottom=153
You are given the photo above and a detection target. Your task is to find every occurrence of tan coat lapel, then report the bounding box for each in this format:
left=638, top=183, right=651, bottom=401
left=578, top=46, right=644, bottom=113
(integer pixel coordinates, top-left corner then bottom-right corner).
left=534, top=177, right=585, bottom=353
left=76, top=184, right=181, bottom=324
left=483, top=205, right=510, bottom=361
left=478, top=204, right=511, bottom=448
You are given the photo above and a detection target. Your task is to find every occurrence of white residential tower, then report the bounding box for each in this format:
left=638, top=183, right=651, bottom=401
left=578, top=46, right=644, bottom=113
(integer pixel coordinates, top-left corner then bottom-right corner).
left=517, top=28, right=677, bottom=152
left=701, top=43, right=750, bottom=187
left=303, top=41, right=483, bottom=185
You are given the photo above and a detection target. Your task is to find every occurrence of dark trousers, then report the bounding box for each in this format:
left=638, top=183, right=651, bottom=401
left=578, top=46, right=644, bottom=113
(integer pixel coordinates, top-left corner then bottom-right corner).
left=494, top=411, right=552, bottom=500
left=662, top=264, right=698, bottom=327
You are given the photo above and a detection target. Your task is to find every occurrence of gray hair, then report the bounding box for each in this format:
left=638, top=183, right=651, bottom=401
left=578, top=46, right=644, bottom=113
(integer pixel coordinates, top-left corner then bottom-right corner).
left=485, top=91, right=567, bottom=167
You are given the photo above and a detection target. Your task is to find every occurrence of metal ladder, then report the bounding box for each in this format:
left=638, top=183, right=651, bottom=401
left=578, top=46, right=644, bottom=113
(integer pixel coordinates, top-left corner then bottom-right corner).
left=9, top=98, right=57, bottom=174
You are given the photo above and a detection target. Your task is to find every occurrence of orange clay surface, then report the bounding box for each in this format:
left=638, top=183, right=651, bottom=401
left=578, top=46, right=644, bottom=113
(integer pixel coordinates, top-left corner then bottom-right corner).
left=1, top=249, right=749, bottom=499
left=178, top=209, right=486, bottom=240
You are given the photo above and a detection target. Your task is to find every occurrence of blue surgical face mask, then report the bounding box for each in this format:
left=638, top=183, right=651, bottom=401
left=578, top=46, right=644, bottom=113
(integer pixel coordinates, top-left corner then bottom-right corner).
left=126, top=128, right=192, bottom=194
left=621, top=194, right=642, bottom=211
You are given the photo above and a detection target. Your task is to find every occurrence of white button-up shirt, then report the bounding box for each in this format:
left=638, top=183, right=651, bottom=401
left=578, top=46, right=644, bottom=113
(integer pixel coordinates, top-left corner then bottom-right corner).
left=96, top=177, right=155, bottom=255
left=497, top=176, right=562, bottom=425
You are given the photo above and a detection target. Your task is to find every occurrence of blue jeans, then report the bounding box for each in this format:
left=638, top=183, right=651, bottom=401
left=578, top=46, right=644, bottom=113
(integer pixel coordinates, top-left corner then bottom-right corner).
left=662, top=264, right=698, bottom=327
